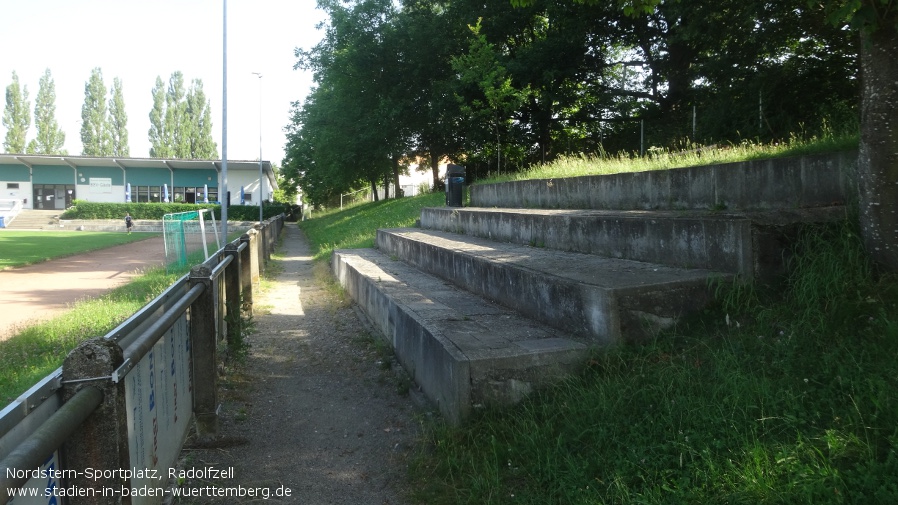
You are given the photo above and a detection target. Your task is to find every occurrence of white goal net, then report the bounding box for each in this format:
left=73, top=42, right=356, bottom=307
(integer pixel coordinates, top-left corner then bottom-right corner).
left=163, top=209, right=220, bottom=271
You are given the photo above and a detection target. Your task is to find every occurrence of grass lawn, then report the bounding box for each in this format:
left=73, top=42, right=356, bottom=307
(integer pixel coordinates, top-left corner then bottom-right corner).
left=0, top=231, right=158, bottom=270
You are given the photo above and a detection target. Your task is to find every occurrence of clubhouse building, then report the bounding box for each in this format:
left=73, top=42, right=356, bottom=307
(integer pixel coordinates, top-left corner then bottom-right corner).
left=0, top=154, right=276, bottom=210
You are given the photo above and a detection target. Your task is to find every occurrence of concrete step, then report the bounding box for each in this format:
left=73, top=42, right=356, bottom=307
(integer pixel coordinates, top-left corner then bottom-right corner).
left=1, top=210, right=61, bottom=230
left=420, top=206, right=847, bottom=279
left=333, top=247, right=589, bottom=424
left=470, top=151, right=855, bottom=211
left=376, top=228, right=729, bottom=344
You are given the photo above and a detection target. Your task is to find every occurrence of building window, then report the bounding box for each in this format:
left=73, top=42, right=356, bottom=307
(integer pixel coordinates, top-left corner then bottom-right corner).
left=137, top=186, right=149, bottom=203
left=7, top=183, right=19, bottom=189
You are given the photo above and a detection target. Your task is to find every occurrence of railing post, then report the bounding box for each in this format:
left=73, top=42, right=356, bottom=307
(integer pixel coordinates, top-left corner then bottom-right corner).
left=254, top=223, right=266, bottom=277
left=189, top=265, right=218, bottom=440
left=224, top=242, right=241, bottom=349
left=60, top=338, right=129, bottom=505
left=248, top=228, right=260, bottom=287
left=239, top=234, right=253, bottom=316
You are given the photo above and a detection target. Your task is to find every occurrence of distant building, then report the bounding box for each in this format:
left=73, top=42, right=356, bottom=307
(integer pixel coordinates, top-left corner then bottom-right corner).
left=0, top=154, right=276, bottom=210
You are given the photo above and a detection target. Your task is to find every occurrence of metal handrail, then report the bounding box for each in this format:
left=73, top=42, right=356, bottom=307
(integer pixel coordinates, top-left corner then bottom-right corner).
left=0, top=387, right=103, bottom=505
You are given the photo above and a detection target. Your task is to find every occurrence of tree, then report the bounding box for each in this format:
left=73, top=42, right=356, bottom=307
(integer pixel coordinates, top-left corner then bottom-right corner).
left=27, top=68, right=66, bottom=155
left=847, top=3, right=898, bottom=272
left=185, top=79, right=218, bottom=159
left=148, top=76, right=169, bottom=157
left=148, top=72, right=217, bottom=159
left=506, top=0, right=895, bottom=272
left=164, top=71, right=190, bottom=158
left=108, top=77, right=129, bottom=156
left=81, top=67, right=111, bottom=156
left=2, top=71, right=30, bottom=153
left=286, top=0, right=406, bottom=205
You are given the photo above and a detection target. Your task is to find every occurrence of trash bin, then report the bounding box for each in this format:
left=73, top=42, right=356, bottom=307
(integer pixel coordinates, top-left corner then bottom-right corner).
left=445, top=164, right=465, bottom=207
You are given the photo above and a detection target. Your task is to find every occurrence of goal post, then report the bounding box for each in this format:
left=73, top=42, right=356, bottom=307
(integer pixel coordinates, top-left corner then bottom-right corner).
left=163, top=209, right=221, bottom=271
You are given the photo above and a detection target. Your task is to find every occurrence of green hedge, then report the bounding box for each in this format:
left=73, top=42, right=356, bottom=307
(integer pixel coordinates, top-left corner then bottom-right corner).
left=61, top=201, right=292, bottom=221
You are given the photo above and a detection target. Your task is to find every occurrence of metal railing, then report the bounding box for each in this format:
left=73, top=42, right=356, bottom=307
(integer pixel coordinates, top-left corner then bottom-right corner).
left=0, top=214, right=285, bottom=505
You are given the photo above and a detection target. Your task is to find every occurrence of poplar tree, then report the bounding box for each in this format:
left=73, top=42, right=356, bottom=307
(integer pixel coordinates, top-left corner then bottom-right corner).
left=80, top=67, right=111, bottom=156
left=148, top=76, right=169, bottom=157
left=108, top=77, right=129, bottom=156
left=148, top=72, right=216, bottom=159
left=186, top=79, right=218, bottom=159
left=27, top=68, right=66, bottom=155
left=2, top=71, right=30, bottom=153
left=164, top=71, right=190, bottom=158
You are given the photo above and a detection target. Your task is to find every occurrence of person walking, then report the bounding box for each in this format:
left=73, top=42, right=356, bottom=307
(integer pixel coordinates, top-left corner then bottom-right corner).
left=125, top=212, right=133, bottom=234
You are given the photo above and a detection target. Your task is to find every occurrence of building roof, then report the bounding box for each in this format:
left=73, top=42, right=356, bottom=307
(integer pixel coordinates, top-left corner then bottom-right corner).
left=0, top=154, right=277, bottom=189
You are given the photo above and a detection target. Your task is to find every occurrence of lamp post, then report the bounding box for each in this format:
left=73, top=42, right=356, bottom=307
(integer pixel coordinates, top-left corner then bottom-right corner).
left=251, top=71, right=263, bottom=223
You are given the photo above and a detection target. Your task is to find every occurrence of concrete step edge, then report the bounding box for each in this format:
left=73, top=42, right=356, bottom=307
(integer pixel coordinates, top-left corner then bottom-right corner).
left=377, top=228, right=730, bottom=343
left=333, top=248, right=589, bottom=424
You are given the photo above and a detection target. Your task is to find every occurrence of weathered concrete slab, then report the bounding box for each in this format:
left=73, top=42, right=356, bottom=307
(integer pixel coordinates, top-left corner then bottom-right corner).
left=376, top=228, right=729, bottom=344
left=333, top=248, right=589, bottom=424
left=470, top=151, right=857, bottom=211
left=419, top=206, right=847, bottom=278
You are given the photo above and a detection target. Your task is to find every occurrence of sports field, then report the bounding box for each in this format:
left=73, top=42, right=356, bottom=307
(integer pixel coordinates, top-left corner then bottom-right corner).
left=0, top=233, right=168, bottom=339
left=0, top=230, right=156, bottom=270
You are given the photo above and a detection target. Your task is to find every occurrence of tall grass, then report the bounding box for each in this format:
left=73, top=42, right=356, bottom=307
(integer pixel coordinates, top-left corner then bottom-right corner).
left=490, top=128, right=858, bottom=183
left=408, top=219, right=898, bottom=505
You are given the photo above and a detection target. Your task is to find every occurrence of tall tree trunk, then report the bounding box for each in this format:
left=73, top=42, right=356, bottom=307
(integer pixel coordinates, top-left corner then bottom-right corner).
left=383, top=173, right=390, bottom=199
left=430, top=152, right=441, bottom=190
left=858, top=25, right=898, bottom=273
left=392, top=155, right=402, bottom=198
left=370, top=179, right=379, bottom=202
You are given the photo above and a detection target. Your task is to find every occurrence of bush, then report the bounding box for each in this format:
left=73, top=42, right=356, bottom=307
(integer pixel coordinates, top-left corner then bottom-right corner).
left=61, top=201, right=291, bottom=221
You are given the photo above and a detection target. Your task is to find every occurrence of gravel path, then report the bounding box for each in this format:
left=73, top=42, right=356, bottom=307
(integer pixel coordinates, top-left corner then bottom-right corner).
left=176, top=223, right=426, bottom=504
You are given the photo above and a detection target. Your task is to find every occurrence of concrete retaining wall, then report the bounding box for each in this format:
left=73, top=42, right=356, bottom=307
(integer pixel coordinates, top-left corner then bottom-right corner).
left=470, top=151, right=858, bottom=211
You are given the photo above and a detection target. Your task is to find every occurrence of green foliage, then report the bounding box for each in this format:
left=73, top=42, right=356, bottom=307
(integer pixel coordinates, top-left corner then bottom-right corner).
left=0, top=231, right=156, bottom=269
left=2, top=71, right=30, bottom=153
left=299, top=191, right=444, bottom=261
left=408, top=218, right=898, bottom=505
left=148, top=72, right=217, bottom=159
left=80, top=67, right=112, bottom=156
left=108, top=77, right=129, bottom=156
left=27, top=68, right=66, bottom=155
left=62, top=200, right=221, bottom=220
left=60, top=200, right=292, bottom=222
left=288, top=0, right=860, bottom=196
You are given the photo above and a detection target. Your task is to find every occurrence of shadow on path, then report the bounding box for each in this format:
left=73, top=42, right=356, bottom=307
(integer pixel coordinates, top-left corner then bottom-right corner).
left=177, top=223, right=424, bottom=504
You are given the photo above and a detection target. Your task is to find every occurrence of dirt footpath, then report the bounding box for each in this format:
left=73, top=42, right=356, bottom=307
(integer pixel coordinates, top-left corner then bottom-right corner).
left=176, top=223, right=425, bottom=504
left=0, top=236, right=166, bottom=340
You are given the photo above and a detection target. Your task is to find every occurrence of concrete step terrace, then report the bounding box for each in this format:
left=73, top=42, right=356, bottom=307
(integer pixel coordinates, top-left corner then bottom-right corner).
left=333, top=247, right=589, bottom=423
left=375, top=228, right=728, bottom=343
left=419, top=206, right=848, bottom=279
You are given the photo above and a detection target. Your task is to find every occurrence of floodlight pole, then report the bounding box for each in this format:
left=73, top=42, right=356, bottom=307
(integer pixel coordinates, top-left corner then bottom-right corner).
left=220, top=0, right=229, bottom=240
left=252, top=72, right=263, bottom=223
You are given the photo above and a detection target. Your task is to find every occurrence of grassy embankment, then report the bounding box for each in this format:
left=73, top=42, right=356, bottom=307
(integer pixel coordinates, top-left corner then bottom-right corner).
left=0, top=230, right=246, bottom=404
left=301, top=137, right=898, bottom=504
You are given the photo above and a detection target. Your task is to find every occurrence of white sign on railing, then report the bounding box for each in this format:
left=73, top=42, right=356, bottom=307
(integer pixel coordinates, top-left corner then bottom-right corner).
left=124, top=315, right=193, bottom=504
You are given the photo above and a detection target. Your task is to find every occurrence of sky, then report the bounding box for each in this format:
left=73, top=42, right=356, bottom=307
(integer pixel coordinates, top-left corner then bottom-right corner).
left=0, top=0, right=328, bottom=165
